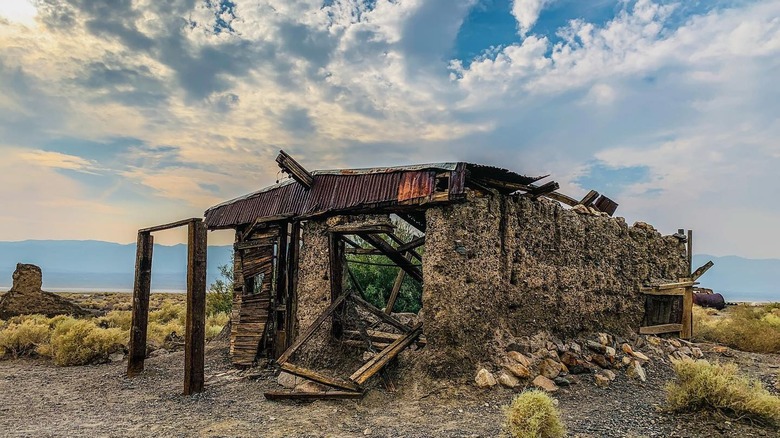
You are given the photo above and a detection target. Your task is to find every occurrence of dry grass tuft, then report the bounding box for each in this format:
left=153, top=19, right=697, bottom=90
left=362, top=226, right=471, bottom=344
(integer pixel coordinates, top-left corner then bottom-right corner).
left=666, top=359, right=780, bottom=427
left=694, top=304, right=780, bottom=353
left=504, top=389, right=565, bottom=438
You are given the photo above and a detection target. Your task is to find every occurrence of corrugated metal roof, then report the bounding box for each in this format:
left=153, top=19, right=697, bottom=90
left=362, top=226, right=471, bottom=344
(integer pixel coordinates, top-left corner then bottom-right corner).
left=205, top=162, right=540, bottom=229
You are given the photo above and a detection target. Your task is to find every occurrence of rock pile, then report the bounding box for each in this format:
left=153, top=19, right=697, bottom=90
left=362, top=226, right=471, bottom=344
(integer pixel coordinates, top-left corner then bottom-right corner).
left=0, top=263, right=90, bottom=319
left=474, top=331, right=704, bottom=392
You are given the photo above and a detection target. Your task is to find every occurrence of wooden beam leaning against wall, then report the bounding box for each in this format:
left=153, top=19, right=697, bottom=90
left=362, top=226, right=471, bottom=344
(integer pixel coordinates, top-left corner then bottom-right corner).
left=276, top=150, right=314, bottom=189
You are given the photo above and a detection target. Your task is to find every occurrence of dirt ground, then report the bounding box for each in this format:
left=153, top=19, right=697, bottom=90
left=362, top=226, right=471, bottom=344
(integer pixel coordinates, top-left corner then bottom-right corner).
left=0, top=337, right=777, bottom=438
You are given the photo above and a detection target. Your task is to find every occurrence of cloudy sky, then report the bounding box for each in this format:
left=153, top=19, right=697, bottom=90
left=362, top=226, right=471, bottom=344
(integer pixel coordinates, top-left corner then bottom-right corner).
left=0, top=0, right=778, bottom=256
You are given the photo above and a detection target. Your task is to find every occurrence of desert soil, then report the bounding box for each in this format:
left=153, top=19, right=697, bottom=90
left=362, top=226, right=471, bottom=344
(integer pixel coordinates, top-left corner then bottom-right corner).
left=0, top=337, right=778, bottom=438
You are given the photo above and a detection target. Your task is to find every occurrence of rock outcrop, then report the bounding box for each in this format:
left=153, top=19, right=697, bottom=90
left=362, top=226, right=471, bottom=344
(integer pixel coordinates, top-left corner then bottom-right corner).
left=0, top=263, right=89, bottom=319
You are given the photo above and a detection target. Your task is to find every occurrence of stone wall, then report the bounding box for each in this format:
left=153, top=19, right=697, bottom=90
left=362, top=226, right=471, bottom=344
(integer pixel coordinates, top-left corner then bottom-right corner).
left=420, top=194, right=688, bottom=377
left=293, top=214, right=393, bottom=369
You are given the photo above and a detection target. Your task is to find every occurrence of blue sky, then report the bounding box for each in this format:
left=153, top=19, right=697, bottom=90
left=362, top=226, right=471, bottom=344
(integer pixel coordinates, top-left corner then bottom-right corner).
left=0, top=0, right=778, bottom=258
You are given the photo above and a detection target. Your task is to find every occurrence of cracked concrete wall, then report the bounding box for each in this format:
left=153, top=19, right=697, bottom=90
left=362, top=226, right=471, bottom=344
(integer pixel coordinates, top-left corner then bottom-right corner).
left=420, top=194, right=688, bottom=377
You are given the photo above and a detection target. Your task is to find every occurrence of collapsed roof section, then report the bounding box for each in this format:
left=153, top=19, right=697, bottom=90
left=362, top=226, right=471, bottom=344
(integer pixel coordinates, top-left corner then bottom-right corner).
left=204, top=151, right=618, bottom=230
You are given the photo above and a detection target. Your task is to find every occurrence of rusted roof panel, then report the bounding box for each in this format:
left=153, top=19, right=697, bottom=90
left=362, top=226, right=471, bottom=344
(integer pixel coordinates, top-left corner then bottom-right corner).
left=205, top=162, right=541, bottom=229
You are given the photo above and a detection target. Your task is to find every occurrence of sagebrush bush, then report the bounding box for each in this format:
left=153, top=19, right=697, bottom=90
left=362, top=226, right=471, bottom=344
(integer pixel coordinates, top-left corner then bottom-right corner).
left=0, top=317, right=51, bottom=358
left=504, top=390, right=565, bottom=438
left=98, top=310, right=133, bottom=330
left=666, top=359, right=780, bottom=427
left=694, top=305, right=780, bottom=353
left=1, top=298, right=229, bottom=366
left=47, top=318, right=127, bottom=366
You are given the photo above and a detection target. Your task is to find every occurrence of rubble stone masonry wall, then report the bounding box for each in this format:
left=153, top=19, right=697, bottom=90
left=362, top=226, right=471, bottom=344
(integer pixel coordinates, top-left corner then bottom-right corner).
left=421, top=194, right=688, bottom=376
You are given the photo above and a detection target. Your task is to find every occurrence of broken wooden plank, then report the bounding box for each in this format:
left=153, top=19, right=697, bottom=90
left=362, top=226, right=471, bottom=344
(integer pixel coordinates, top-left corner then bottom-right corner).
left=341, top=340, right=391, bottom=350
left=641, top=281, right=697, bottom=291
left=395, top=236, right=425, bottom=254
left=593, top=195, right=619, bottom=216
left=264, top=390, right=364, bottom=401
left=384, top=233, right=423, bottom=262
left=276, top=150, right=314, bottom=189
left=359, top=233, right=423, bottom=282
left=529, top=181, right=560, bottom=197
left=344, top=247, right=385, bottom=256
left=349, top=294, right=412, bottom=333
left=240, top=215, right=293, bottom=241
left=385, top=253, right=412, bottom=314
left=579, top=190, right=600, bottom=207
left=343, top=329, right=427, bottom=347
left=691, top=261, right=713, bottom=281
left=329, top=223, right=395, bottom=235
left=280, top=362, right=361, bottom=392
left=350, top=323, right=424, bottom=385
left=639, top=323, right=683, bottom=335
left=545, top=192, right=579, bottom=206
left=276, top=292, right=350, bottom=365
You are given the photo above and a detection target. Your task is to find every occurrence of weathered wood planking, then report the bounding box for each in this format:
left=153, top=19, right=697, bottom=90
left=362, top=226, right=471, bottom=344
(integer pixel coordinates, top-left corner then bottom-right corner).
left=350, top=324, right=424, bottom=385
left=280, top=362, right=361, bottom=392
left=691, top=261, right=714, bottom=281
left=639, top=323, right=683, bottom=335
left=276, top=150, right=314, bottom=189
left=264, top=390, right=364, bottom=400
left=358, top=233, right=422, bottom=282
left=350, top=294, right=412, bottom=333
left=385, top=253, right=412, bottom=314
left=276, top=293, right=350, bottom=365
left=642, top=287, right=687, bottom=296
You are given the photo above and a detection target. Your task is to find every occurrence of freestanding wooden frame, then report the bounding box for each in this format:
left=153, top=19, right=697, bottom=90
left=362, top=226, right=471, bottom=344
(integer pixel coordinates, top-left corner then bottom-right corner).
left=127, top=218, right=208, bottom=395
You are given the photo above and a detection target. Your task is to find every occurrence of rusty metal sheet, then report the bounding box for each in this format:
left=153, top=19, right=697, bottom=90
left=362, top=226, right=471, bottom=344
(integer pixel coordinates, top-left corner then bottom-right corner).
left=205, top=162, right=542, bottom=229
left=397, top=171, right=436, bottom=202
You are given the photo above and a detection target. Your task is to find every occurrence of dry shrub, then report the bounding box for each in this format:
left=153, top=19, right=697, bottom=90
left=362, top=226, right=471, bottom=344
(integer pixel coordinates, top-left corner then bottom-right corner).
left=504, top=390, right=565, bottom=438
left=47, top=318, right=127, bottom=366
left=149, top=302, right=185, bottom=325
left=0, top=317, right=51, bottom=358
left=98, top=310, right=133, bottom=330
left=206, top=312, right=230, bottom=340
left=694, top=304, right=780, bottom=353
left=666, top=359, right=780, bottom=427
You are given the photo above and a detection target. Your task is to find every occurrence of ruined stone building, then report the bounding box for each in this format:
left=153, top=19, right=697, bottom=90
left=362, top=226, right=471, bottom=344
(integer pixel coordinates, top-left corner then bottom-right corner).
left=129, top=152, right=694, bottom=397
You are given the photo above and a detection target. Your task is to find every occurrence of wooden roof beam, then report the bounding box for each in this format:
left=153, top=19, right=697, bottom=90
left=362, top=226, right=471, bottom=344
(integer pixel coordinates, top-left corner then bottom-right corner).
left=276, top=150, right=314, bottom=189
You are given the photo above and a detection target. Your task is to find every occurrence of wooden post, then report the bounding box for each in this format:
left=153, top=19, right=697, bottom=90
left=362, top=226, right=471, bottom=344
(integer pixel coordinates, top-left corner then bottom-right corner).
left=184, top=220, right=207, bottom=395
left=385, top=253, right=412, bottom=314
left=273, top=224, right=288, bottom=358
left=128, top=232, right=153, bottom=376
left=681, top=286, right=693, bottom=339
left=687, top=229, right=693, bottom=275
left=286, top=222, right=301, bottom=345
left=328, top=232, right=345, bottom=339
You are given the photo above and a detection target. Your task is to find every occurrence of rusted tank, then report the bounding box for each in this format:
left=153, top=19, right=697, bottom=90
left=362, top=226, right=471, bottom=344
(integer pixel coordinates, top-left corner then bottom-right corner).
left=693, top=292, right=726, bottom=310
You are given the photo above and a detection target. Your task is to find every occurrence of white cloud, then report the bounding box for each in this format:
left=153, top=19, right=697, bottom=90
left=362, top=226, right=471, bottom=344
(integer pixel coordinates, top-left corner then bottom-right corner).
left=511, top=0, right=554, bottom=36
left=0, top=0, right=778, bottom=257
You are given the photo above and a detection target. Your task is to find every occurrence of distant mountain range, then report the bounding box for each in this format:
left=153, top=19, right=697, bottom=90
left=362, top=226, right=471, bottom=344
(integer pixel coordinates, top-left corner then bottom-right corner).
left=0, top=241, right=777, bottom=302
left=0, top=240, right=232, bottom=292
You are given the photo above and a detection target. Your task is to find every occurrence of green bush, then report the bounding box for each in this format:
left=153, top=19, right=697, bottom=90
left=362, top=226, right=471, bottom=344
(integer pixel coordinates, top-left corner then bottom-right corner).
left=207, top=259, right=234, bottom=316
left=666, top=359, right=780, bottom=427
left=0, top=317, right=51, bottom=358
left=504, top=390, right=566, bottom=438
